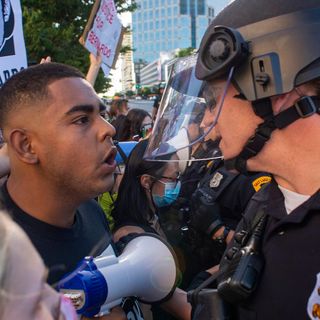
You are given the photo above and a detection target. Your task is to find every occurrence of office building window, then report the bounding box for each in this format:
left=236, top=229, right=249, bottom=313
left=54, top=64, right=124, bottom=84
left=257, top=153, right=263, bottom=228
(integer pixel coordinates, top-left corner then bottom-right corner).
left=197, top=0, right=205, bottom=15
left=180, top=0, right=188, bottom=14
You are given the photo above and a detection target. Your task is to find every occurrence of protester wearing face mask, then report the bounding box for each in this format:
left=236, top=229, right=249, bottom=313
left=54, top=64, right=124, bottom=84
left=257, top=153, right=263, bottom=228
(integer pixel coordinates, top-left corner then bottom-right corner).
left=111, top=139, right=191, bottom=320
left=112, top=139, right=180, bottom=242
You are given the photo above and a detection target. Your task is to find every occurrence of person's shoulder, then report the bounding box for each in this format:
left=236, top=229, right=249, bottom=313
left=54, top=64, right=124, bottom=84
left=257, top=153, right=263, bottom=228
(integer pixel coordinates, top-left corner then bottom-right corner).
left=0, top=180, right=10, bottom=204
left=78, top=199, right=109, bottom=225
left=247, top=172, right=272, bottom=190
left=0, top=181, right=24, bottom=221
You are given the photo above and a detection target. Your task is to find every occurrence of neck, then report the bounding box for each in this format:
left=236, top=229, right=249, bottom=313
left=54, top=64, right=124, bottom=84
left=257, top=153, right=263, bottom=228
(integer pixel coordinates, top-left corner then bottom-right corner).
left=248, top=117, right=320, bottom=195
left=7, top=174, right=80, bottom=228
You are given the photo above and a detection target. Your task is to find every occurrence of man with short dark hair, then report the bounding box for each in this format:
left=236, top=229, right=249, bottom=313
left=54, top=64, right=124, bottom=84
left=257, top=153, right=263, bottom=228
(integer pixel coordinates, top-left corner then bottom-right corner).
left=0, top=62, right=126, bottom=319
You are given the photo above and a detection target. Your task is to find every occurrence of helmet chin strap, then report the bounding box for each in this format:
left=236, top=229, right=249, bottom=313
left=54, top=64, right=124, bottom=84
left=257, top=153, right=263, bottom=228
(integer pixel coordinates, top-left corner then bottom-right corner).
left=227, top=95, right=320, bottom=174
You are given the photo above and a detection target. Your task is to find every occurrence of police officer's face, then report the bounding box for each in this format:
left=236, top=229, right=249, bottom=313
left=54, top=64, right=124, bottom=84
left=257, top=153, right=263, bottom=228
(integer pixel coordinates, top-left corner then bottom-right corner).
left=200, top=108, right=219, bottom=141
left=206, top=82, right=263, bottom=160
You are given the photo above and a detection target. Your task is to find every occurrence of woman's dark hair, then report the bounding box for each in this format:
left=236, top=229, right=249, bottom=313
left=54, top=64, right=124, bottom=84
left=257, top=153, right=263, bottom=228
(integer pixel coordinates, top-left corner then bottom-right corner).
left=108, top=99, right=128, bottom=119
left=112, top=139, right=169, bottom=229
left=111, top=115, right=131, bottom=141
left=126, top=108, right=151, bottom=138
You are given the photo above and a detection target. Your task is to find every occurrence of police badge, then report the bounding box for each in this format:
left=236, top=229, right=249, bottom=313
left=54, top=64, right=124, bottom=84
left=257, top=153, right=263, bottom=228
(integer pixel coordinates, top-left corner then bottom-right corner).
left=209, top=172, right=224, bottom=188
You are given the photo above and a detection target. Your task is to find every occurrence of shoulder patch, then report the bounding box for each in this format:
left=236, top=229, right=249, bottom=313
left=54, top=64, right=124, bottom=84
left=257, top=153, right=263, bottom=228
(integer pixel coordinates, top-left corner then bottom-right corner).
left=209, top=171, right=224, bottom=188
left=308, top=273, right=320, bottom=319
left=252, top=176, right=272, bottom=192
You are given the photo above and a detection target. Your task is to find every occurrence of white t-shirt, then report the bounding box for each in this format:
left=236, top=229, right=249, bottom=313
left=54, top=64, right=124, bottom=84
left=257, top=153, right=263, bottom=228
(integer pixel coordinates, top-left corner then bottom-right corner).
left=278, top=185, right=311, bottom=214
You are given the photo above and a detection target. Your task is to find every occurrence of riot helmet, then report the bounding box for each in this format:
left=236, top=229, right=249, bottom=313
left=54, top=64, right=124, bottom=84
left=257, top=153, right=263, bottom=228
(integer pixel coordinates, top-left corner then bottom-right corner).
left=145, top=0, right=320, bottom=172
left=196, top=0, right=320, bottom=100
left=144, top=54, right=228, bottom=165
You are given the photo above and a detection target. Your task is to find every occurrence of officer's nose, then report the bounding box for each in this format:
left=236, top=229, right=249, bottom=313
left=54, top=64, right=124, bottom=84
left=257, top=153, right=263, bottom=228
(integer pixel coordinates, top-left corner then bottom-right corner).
left=200, top=107, right=215, bottom=129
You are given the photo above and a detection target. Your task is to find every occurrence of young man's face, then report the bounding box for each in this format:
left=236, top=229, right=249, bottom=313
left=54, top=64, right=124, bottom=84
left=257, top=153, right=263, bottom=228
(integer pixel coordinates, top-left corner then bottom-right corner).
left=30, top=77, right=116, bottom=200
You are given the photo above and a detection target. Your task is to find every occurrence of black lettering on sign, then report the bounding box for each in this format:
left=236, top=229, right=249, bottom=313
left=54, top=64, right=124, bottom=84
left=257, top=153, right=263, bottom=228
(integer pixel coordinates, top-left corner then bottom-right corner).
left=0, top=66, right=24, bottom=87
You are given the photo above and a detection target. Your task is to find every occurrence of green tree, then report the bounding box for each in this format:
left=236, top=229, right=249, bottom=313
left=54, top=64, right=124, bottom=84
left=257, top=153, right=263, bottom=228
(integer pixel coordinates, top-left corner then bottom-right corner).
left=125, top=90, right=135, bottom=97
left=22, top=0, right=137, bottom=92
left=175, top=47, right=196, bottom=58
left=142, top=87, right=151, bottom=96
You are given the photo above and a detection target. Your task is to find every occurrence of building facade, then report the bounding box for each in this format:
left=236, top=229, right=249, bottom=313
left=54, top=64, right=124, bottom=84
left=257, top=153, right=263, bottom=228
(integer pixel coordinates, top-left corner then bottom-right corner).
left=120, top=31, right=135, bottom=92
left=140, top=51, right=177, bottom=86
left=132, top=0, right=215, bottom=64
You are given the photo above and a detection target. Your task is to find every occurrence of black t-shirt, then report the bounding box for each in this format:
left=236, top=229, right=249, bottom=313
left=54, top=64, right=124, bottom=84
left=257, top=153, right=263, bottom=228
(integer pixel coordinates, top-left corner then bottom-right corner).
left=0, top=183, right=112, bottom=285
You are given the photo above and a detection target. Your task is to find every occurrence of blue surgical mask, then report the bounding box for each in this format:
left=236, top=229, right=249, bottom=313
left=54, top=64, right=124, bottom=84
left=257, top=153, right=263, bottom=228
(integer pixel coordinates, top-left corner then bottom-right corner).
left=152, top=181, right=181, bottom=208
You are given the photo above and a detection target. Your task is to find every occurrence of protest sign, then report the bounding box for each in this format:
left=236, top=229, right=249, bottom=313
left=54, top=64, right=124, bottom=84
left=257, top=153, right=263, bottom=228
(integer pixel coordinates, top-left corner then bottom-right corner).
left=0, top=0, right=27, bottom=87
left=80, top=0, right=124, bottom=77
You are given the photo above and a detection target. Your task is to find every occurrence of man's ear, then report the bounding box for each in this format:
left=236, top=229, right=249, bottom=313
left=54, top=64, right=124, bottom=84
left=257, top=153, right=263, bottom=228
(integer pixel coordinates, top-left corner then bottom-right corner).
left=9, top=129, right=39, bottom=164
left=140, top=174, right=153, bottom=191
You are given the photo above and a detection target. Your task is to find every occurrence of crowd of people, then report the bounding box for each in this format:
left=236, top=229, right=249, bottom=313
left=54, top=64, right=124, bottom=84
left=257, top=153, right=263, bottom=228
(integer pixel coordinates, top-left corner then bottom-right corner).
left=1, top=0, right=320, bottom=319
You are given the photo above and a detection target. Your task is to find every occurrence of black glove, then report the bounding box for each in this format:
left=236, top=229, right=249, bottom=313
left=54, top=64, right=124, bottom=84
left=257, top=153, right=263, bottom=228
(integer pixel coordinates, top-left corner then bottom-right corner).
left=189, top=187, right=224, bottom=238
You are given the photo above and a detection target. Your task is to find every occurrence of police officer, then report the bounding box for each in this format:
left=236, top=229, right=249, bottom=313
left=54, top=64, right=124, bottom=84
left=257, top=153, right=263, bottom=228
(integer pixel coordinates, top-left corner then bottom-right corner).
left=196, top=0, right=320, bottom=319
left=166, top=129, right=271, bottom=290
left=146, top=0, right=320, bottom=318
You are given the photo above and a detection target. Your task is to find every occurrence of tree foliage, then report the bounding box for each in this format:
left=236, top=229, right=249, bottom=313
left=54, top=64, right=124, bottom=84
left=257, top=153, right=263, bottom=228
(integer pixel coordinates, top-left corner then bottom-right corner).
left=175, top=47, right=196, bottom=58
left=22, top=0, right=137, bottom=92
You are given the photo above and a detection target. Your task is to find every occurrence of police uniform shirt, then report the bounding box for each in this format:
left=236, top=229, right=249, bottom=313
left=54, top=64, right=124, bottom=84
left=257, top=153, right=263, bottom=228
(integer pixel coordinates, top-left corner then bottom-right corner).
left=237, top=181, right=320, bottom=319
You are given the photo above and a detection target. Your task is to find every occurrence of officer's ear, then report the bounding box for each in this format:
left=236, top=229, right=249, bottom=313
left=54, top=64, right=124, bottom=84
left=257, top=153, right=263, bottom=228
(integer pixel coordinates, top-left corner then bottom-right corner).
left=9, top=129, right=39, bottom=164
left=140, top=174, right=153, bottom=191
left=272, top=89, right=300, bottom=114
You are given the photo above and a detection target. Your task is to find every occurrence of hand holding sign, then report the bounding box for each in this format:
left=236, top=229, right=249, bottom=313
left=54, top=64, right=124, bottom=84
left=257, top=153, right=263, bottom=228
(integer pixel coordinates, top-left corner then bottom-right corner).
left=80, top=0, right=124, bottom=78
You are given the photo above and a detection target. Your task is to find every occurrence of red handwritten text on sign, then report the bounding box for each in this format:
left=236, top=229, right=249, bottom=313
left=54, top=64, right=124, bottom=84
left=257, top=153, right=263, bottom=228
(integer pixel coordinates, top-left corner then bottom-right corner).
left=101, top=0, right=116, bottom=24
left=87, top=30, right=112, bottom=57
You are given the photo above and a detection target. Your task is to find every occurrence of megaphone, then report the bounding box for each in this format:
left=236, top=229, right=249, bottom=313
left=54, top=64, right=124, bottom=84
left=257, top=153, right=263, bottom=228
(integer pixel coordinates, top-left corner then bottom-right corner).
left=114, top=141, right=138, bottom=165
left=58, top=233, right=178, bottom=317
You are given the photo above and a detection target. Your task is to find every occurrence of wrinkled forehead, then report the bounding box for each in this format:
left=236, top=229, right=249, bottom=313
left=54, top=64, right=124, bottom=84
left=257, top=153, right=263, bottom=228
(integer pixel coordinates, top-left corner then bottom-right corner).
left=202, top=79, right=228, bottom=105
left=48, top=77, right=98, bottom=102
left=44, top=77, right=104, bottom=116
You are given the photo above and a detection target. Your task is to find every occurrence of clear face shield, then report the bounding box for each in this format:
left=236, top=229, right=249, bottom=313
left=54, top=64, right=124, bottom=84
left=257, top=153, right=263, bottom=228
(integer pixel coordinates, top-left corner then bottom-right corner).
left=144, top=54, right=234, bottom=165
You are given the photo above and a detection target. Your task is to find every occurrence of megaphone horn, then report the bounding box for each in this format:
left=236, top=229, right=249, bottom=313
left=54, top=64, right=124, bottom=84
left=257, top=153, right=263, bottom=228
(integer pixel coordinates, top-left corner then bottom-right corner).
left=58, top=233, right=178, bottom=317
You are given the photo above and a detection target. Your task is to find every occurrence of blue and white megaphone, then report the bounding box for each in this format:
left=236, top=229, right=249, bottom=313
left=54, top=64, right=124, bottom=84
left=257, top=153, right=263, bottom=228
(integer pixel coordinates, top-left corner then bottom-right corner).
left=114, top=141, right=138, bottom=165
left=58, top=233, right=178, bottom=317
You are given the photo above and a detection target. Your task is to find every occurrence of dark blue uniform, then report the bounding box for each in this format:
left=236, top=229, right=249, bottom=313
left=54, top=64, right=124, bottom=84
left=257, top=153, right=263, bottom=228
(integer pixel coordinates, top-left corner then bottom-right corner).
left=220, top=181, right=320, bottom=319
left=160, top=160, right=271, bottom=289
